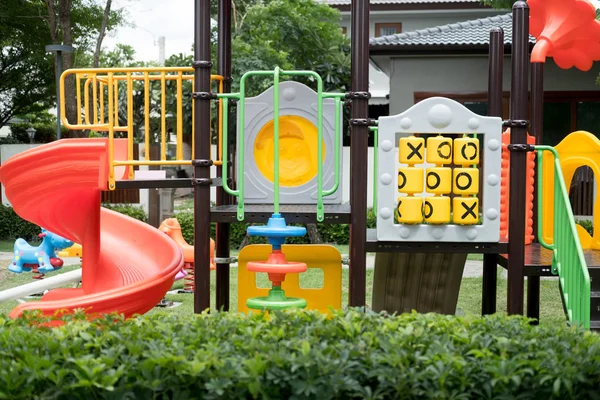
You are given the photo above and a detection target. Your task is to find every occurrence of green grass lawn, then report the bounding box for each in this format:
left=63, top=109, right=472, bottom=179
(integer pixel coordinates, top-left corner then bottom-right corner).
left=0, top=240, right=15, bottom=252
left=0, top=258, right=566, bottom=326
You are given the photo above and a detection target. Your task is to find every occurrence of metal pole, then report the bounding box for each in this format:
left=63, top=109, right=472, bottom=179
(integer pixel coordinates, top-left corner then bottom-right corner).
left=193, top=0, right=213, bottom=313
left=349, top=0, right=370, bottom=308
left=528, top=62, right=544, bottom=324
left=56, top=51, right=62, bottom=140
left=507, top=1, right=530, bottom=316
left=482, top=27, right=504, bottom=316
left=46, top=45, right=73, bottom=140
left=216, top=0, right=232, bottom=311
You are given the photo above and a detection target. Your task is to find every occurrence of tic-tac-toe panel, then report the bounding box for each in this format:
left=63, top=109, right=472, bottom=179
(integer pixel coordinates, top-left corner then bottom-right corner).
left=237, top=81, right=343, bottom=204
left=376, top=97, right=502, bottom=242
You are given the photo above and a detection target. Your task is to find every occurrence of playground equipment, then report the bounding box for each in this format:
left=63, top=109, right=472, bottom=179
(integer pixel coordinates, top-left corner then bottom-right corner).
left=58, top=243, right=83, bottom=258
left=10, top=229, right=73, bottom=274
left=241, top=81, right=343, bottom=204
left=376, top=98, right=502, bottom=242
left=500, top=129, right=535, bottom=244
left=238, top=244, right=342, bottom=314
left=0, top=0, right=597, bottom=331
left=540, top=131, right=600, bottom=250
left=159, top=217, right=216, bottom=292
left=529, top=0, right=600, bottom=71
left=0, top=139, right=183, bottom=319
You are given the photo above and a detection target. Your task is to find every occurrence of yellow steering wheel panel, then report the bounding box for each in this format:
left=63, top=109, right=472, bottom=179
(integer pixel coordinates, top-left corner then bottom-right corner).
left=254, top=115, right=326, bottom=187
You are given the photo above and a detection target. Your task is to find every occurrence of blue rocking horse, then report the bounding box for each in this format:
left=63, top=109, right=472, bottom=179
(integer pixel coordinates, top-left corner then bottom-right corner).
left=10, top=229, right=74, bottom=274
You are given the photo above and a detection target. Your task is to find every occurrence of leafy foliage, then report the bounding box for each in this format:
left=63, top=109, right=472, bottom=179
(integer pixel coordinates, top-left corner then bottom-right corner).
left=0, top=0, right=127, bottom=129
left=0, top=205, right=41, bottom=242
left=102, top=203, right=148, bottom=223
left=231, top=0, right=350, bottom=96
left=0, top=310, right=599, bottom=399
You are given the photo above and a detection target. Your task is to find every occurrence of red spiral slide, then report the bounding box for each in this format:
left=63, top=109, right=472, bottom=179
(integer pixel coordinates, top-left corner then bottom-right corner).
left=0, top=138, right=183, bottom=320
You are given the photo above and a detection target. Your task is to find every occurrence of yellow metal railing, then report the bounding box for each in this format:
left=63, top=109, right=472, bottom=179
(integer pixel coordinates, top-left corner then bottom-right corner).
left=60, top=67, right=224, bottom=189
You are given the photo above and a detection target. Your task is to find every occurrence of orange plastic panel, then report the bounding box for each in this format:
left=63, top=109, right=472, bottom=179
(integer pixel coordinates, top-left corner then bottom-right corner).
left=0, top=139, right=184, bottom=321
left=159, top=217, right=215, bottom=269
left=529, top=0, right=600, bottom=71
left=500, top=129, right=535, bottom=244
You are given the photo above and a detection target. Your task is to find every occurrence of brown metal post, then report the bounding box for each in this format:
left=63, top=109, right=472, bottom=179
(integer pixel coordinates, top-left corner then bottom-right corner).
left=482, top=27, right=504, bottom=316
left=215, top=0, right=232, bottom=311
left=528, top=62, right=544, bottom=323
left=507, top=1, right=530, bottom=316
left=193, top=0, right=213, bottom=313
left=348, top=0, right=370, bottom=308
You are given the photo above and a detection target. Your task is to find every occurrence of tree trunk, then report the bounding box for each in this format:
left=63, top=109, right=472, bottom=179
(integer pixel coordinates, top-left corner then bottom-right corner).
left=59, top=0, right=82, bottom=137
left=46, top=0, right=59, bottom=44
left=93, top=0, right=112, bottom=68
left=306, top=223, right=322, bottom=244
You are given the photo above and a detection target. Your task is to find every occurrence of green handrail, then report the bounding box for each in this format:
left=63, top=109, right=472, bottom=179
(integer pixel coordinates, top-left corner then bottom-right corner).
left=535, top=145, right=590, bottom=329
left=217, top=68, right=344, bottom=222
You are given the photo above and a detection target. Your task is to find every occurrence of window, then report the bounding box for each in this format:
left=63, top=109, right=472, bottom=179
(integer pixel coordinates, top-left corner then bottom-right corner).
left=375, top=23, right=402, bottom=37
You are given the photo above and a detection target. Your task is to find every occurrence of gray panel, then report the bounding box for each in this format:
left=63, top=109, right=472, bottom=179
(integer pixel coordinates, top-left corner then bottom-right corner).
left=237, top=81, right=343, bottom=204
left=376, top=96, right=502, bottom=242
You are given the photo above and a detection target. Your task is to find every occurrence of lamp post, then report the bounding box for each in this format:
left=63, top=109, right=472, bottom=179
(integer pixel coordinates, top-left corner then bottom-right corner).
left=46, top=44, right=74, bottom=141
left=26, top=127, right=36, bottom=144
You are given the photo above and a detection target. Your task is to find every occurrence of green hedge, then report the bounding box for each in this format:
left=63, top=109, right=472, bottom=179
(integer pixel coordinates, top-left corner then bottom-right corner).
left=0, top=310, right=599, bottom=399
left=0, top=203, right=373, bottom=247
left=0, top=205, right=41, bottom=242
left=175, top=208, right=377, bottom=248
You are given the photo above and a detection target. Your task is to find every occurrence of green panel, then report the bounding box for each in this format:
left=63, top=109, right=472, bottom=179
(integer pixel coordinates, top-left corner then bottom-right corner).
left=463, top=101, right=488, bottom=116
left=543, top=102, right=571, bottom=146
left=576, top=101, right=600, bottom=134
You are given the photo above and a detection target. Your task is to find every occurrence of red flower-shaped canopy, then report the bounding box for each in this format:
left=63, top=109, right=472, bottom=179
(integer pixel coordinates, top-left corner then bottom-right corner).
left=529, top=0, right=600, bottom=71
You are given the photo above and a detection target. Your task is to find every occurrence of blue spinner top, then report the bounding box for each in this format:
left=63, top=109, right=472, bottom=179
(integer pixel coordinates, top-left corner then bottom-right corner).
left=247, top=213, right=307, bottom=249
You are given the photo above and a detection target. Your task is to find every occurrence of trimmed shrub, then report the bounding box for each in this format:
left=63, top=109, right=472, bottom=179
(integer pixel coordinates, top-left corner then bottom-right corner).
left=174, top=207, right=377, bottom=248
left=0, top=205, right=41, bottom=242
left=102, top=203, right=148, bottom=223
left=0, top=310, right=599, bottom=399
left=576, top=219, right=593, bottom=236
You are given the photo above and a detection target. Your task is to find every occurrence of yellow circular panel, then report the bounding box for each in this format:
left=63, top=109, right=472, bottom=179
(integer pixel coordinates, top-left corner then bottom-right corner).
left=254, top=116, right=326, bottom=187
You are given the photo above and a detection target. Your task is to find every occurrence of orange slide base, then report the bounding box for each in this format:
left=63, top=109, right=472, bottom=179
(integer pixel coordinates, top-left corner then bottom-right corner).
left=0, top=139, right=184, bottom=320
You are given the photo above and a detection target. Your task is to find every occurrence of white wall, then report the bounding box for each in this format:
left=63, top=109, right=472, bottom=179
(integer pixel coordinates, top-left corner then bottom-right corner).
left=1, top=144, right=39, bottom=206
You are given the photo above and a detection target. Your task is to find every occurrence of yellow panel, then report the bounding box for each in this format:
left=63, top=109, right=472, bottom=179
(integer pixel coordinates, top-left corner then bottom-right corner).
left=426, top=136, right=453, bottom=165
left=541, top=131, right=600, bottom=249
left=453, top=137, right=479, bottom=166
left=453, top=197, right=479, bottom=225
left=398, top=167, right=424, bottom=194
left=399, top=136, right=424, bottom=165
left=238, top=244, right=342, bottom=314
left=254, top=115, right=325, bottom=187
left=397, top=196, right=423, bottom=224
left=424, top=196, right=451, bottom=224
left=453, top=168, right=479, bottom=195
left=57, top=243, right=83, bottom=258
left=425, top=167, right=452, bottom=195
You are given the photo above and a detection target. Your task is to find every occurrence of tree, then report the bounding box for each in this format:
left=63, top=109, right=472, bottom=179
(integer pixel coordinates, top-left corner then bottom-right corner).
left=0, top=0, right=54, bottom=127
left=45, top=0, right=126, bottom=137
left=231, top=0, right=350, bottom=95
left=0, top=0, right=127, bottom=132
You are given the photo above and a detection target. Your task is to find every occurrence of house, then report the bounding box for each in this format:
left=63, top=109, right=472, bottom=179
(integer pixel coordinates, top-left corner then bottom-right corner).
left=322, top=0, right=506, bottom=116
left=368, top=12, right=600, bottom=149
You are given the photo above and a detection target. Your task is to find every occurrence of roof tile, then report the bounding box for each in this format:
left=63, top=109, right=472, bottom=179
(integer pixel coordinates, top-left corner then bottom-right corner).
left=370, top=13, right=535, bottom=47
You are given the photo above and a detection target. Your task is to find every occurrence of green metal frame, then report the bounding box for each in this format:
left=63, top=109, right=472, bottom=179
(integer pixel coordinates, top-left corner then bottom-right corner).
left=218, top=67, right=344, bottom=222
left=535, top=145, right=591, bottom=329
